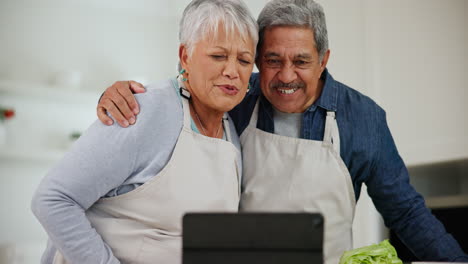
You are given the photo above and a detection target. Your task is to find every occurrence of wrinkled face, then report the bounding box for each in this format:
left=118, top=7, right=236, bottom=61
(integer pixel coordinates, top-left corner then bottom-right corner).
left=180, top=25, right=255, bottom=113
left=257, top=26, right=330, bottom=113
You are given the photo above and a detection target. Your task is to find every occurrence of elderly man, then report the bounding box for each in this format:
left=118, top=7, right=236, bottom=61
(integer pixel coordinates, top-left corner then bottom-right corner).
left=96, top=0, right=467, bottom=263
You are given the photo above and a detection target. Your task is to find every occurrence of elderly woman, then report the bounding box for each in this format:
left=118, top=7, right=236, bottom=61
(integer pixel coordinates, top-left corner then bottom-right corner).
left=31, top=0, right=257, bottom=263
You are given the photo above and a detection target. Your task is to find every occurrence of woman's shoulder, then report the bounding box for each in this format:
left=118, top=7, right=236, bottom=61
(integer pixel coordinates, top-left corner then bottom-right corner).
left=110, top=78, right=183, bottom=154
left=132, top=78, right=183, bottom=127
left=137, top=79, right=181, bottom=110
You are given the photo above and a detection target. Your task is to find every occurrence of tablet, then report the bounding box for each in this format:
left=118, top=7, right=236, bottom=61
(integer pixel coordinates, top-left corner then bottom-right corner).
left=183, top=212, right=324, bottom=264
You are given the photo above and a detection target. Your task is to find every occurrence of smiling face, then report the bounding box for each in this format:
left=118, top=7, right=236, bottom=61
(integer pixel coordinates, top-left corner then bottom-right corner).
left=180, top=24, right=255, bottom=114
left=257, top=26, right=330, bottom=113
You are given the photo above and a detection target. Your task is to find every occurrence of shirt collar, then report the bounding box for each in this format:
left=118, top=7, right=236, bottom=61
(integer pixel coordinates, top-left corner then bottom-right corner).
left=306, top=68, right=338, bottom=112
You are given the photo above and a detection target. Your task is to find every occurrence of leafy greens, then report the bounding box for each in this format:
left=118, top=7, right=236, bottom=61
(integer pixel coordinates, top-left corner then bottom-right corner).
left=339, top=239, right=403, bottom=264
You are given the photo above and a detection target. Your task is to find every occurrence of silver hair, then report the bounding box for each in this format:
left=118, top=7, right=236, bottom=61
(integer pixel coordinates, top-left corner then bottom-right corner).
left=257, top=0, right=329, bottom=60
left=178, top=0, right=258, bottom=71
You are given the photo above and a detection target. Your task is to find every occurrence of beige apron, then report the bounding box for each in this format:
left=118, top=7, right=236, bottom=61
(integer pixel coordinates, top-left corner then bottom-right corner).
left=240, top=99, right=356, bottom=264
left=53, top=81, right=240, bottom=264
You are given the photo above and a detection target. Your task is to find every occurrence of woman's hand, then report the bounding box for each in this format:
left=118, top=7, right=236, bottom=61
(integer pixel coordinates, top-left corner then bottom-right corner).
left=97, top=80, right=146, bottom=127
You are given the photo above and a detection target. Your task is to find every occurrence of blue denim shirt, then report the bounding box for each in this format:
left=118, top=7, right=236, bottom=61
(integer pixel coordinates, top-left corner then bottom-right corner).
left=229, top=69, right=468, bottom=262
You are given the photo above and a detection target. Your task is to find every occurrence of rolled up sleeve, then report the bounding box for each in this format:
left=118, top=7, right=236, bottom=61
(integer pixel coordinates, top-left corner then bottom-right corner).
left=366, top=111, right=467, bottom=261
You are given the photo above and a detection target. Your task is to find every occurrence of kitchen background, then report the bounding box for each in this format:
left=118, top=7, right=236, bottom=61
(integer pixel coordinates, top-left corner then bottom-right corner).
left=0, top=0, right=467, bottom=263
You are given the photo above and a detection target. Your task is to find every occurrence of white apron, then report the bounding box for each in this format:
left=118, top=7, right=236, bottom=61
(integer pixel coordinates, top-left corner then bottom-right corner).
left=239, top=99, right=356, bottom=264
left=53, top=82, right=240, bottom=264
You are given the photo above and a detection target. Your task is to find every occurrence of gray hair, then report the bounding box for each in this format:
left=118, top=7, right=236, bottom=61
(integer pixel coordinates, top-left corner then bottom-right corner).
left=257, top=0, right=329, bottom=60
left=179, top=0, right=258, bottom=62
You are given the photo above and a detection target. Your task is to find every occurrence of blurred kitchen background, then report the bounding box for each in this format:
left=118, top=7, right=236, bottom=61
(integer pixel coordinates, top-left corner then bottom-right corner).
left=0, top=0, right=467, bottom=263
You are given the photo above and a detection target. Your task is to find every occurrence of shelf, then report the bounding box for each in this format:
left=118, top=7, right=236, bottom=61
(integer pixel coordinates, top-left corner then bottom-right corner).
left=0, top=80, right=102, bottom=105
left=425, top=195, right=468, bottom=209
left=0, top=147, right=67, bottom=163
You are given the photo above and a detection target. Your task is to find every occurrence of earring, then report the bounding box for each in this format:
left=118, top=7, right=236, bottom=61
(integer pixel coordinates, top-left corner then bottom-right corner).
left=247, top=84, right=251, bottom=93
left=179, top=69, right=188, bottom=82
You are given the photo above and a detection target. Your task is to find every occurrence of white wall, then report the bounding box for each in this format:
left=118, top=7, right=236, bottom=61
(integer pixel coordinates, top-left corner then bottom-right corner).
left=365, top=0, right=468, bottom=165
left=319, top=0, right=367, bottom=94
left=1, top=0, right=467, bottom=261
left=0, top=0, right=180, bottom=88
left=0, top=162, right=51, bottom=262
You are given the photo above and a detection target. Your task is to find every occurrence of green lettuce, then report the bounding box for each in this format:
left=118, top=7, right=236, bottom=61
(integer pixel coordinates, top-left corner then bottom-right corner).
left=339, top=239, right=403, bottom=264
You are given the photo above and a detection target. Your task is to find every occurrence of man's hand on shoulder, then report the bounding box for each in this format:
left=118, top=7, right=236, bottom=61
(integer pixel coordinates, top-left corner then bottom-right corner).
left=97, top=81, right=146, bottom=127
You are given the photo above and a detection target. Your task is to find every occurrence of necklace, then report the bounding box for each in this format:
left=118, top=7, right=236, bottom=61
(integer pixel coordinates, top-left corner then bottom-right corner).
left=191, top=102, right=223, bottom=138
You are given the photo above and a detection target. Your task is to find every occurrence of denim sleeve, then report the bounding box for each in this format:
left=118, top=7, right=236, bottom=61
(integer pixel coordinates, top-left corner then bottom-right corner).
left=366, top=110, right=468, bottom=261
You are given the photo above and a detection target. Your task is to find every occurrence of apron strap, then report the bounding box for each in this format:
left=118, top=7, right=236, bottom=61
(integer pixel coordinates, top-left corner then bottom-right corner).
left=247, top=98, right=260, bottom=129
left=171, top=78, right=192, bottom=128
left=223, top=115, right=232, bottom=142
left=180, top=98, right=192, bottom=128
left=248, top=98, right=340, bottom=154
left=323, top=111, right=340, bottom=153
